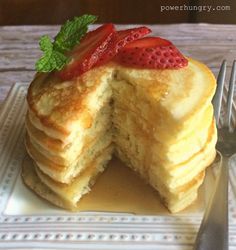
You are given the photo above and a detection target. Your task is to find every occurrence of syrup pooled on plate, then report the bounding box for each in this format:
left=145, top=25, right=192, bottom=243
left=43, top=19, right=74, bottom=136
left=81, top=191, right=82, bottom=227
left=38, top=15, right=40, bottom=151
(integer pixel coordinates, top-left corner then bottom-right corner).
left=21, top=154, right=209, bottom=215
left=76, top=157, right=205, bottom=215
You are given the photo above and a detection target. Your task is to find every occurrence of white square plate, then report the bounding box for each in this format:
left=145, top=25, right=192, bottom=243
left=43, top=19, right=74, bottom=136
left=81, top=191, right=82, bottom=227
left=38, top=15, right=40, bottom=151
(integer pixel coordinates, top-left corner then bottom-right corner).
left=0, top=83, right=236, bottom=250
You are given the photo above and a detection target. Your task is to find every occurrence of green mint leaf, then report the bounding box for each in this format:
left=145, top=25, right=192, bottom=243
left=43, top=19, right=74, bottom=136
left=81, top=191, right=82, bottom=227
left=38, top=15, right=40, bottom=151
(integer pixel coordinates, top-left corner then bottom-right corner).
left=36, top=35, right=68, bottom=72
left=54, top=14, right=97, bottom=52
left=39, top=35, right=53, bottom=54
left=35, top=14, right=97, bottom=72
left=35, top=50, right=68, bottom=72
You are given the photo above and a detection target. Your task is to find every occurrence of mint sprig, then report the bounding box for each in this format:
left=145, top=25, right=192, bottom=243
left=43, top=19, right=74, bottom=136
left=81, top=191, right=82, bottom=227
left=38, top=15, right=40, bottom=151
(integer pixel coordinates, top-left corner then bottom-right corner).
left=35, top=35, right=68, bottom=72
left=54, top=15, right=97, bottom=52
left=35, top=15, right=97, bottom=72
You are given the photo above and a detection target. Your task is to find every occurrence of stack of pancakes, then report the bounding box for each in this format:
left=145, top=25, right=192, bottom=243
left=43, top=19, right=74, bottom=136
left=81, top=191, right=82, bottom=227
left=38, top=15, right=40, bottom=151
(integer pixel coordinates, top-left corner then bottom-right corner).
left=23, top=58, right=216, bottom=213
left=113, top=59, right=216, bottom=213
left=23, top=67, right=114, bottom=210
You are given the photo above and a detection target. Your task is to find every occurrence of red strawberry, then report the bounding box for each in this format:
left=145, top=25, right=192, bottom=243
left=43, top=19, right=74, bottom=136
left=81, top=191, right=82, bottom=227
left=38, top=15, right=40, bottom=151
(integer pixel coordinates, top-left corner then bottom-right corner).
left=96, top=26, right=151, bottom=66
left=115, top=37, right=188, bottom=69
left=58, top=23, right=115, bottom=80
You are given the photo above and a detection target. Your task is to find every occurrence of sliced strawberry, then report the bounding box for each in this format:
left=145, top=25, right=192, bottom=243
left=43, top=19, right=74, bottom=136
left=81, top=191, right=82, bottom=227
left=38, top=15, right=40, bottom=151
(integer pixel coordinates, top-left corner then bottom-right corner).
left=96, top=26, right=151, bottom=66
left=115, top=37, right=188, bottom=69
left=58, top=23, right=115, bottom=80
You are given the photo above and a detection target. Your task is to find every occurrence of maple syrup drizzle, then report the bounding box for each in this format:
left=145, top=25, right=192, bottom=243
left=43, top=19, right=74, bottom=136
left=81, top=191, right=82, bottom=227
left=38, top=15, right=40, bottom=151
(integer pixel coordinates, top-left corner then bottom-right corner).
left=76, top=157, right=203, bottom=215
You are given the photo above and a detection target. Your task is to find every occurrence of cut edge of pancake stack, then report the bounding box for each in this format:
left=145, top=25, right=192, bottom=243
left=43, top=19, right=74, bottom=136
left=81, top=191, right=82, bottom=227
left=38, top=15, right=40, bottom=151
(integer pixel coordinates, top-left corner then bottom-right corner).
left=113, top=59, right=217, bottom=213
left=23, top=67, right=114, bottom=210
left=22, top=20, right=217, bottom=213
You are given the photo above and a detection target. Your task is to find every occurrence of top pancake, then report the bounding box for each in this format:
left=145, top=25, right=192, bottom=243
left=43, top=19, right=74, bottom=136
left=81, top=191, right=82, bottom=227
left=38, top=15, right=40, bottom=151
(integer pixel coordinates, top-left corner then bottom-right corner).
left=27, top=65, right=114, bottom=142
left=27, top=58, right=216, bottom=143
left=116, top=58, right=216, bottom=120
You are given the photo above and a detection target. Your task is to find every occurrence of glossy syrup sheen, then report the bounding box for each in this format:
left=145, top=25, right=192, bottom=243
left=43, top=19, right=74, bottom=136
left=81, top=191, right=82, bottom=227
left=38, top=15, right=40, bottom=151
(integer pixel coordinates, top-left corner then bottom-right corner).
left=76, top=157, right=205, bottom=215
left=21, top=155, right=207, bottom=215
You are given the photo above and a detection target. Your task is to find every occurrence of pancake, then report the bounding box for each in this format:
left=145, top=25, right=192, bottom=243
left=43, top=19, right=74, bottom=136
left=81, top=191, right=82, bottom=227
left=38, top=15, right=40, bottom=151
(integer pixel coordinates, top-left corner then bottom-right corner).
left=27, top=66, right=114, bottom=142
left=35, top=146, right=113, bottom=208
left=22, top=156, right=75, bottom=211
left=27, top=59, right=215, bottom=142
left=26, top=105, right=112, bottom=166
left=115, top=120, right=217, bottom=188
left=113, top=105, right=214, bottom=165
left=113, top=59, right=215, bottom=143
left=25, top=131, right=113, bottom=183
left=22, top=154, right=112, bottom=211
left=23, top=57, right=217, bottom=213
